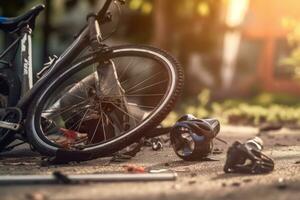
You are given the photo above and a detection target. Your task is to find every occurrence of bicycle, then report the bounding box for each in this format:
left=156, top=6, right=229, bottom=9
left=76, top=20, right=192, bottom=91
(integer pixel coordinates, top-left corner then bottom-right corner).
left=0, top=0, right=183, bottom=159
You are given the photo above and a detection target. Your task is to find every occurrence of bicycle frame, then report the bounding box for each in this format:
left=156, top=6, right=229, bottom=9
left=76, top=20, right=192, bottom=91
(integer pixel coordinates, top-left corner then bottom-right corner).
left=0, top=0, right=180, bottom=154
left=16, top=0, right=114, bottom=111
left=20, top=26, right=34, bottom=97
left=17, top=26, right=89, bottom=109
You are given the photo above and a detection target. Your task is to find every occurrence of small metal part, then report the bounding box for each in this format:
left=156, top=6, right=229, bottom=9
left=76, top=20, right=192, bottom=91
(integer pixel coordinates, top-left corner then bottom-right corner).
left=151, top=138, right=163, bottom=151
left=245, top=137, right=263, bottom=151
left=277, top=178, right=288, bottom=190
left=37, top=55, right=58, bottom=79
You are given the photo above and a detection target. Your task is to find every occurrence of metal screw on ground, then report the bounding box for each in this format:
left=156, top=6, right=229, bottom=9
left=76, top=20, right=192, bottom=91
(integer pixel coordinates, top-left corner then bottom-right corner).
left=151, top=138, right=163, bottom=151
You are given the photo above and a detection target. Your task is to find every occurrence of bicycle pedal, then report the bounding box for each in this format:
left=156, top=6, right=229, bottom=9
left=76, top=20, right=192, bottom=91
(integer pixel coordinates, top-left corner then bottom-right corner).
left=0, top=120, right=21, bottom=131
left=0, top=107, right=22, bottom=131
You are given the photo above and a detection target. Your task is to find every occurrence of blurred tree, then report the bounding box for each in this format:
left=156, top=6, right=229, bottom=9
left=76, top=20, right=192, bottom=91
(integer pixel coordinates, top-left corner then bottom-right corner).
left=118, top=0, right=154, bottom=43
left=0, top=0, right=27, bottom=16
left=125, top=0, right=222, bottom=97
left=64, top=0, right=97, bottom=11
left=166, top=0, right=222, bottom=96
left=153, top=0, right=167, bottom=48
left=128, top=0, right=153, bottom=15
left=170, top=0, right=221, bottom=53
left=280, top=18, right=300, bottom=80
left=125, top=0, right=221, bottom=50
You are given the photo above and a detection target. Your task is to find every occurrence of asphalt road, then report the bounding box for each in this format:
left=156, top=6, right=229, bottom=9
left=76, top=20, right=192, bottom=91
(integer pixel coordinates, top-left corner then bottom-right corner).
left=0, top=125, right=299, bottom=200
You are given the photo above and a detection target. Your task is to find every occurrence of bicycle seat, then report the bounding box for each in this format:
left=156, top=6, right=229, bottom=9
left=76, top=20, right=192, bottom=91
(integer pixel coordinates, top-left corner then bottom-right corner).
left=0, top=4, right=45, bottom=33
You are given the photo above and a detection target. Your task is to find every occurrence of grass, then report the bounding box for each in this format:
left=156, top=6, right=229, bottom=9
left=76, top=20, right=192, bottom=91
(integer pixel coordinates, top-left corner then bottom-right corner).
left=162, top=90, right=300, bottom=127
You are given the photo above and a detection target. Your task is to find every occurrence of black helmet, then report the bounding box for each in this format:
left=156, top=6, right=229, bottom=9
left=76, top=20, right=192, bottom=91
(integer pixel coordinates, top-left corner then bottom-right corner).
left=170, top=114, right=220, bottom=161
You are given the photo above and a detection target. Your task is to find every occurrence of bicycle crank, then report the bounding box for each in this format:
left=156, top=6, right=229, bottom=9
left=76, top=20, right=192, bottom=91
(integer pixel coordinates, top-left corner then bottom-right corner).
left=0, top=120, right=21, bottom=131
left=0, top=107, right=22, bottom=132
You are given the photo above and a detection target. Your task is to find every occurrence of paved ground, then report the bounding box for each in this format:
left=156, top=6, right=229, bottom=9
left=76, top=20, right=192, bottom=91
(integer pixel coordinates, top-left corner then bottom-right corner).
left=0, top=126, right=300, bottom=200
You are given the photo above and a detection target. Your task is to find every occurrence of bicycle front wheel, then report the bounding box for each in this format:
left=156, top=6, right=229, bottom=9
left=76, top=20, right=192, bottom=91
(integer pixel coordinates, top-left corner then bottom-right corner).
left=26, top=45, right=184, bottom=156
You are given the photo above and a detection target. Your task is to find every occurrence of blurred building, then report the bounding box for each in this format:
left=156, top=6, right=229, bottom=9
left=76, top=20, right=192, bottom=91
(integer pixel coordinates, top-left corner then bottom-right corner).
left=153, top=0, right=300, bottom=97
left=241, top=0, right=300, bottom=94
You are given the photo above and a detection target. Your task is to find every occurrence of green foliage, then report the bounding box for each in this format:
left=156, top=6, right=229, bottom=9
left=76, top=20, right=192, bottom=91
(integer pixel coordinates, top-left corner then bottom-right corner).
left=280, top=18, right=300, bottom=79
left=222, top=103, right=300, bottom=126
left=128, top=0, right=153, bottom=15
left=162, top=91, right=300, bottom=127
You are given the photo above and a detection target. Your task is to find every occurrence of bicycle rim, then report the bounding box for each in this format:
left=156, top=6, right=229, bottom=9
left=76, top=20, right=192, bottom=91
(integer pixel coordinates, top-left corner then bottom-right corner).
left=30, top=46, right=181, bottom=152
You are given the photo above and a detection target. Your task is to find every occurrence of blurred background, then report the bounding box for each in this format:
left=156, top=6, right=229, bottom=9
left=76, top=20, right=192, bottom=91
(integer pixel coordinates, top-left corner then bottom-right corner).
left=1, top=0, right=300, bottom=127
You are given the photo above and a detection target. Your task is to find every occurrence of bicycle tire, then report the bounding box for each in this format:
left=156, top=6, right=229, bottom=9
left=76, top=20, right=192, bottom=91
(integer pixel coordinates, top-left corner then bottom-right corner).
left=26, top=45, right=184, bottom=156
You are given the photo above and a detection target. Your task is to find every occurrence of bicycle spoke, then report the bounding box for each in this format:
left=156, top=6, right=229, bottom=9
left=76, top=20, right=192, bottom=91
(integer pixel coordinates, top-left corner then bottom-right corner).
left=43, top=100, right=89, bottom=117
left=124, top=71, right=163, bottom=93
left=102, top=93, right=165, bottom=98
left=58, top=106, right=88, bottom=125
left=110, top=102, right=140, bottom=123
left=99, top=103, right=107, bottom=141
left=127, top=80, right=168, bottom=94
left=74, top=108, right=91, bottom=131
left=102, top=111, right=122, bottom=135
left=43, top=96, right=88, bottom=115
left=89, top=116, right=101, bottom=144
left=66, top=114, right=88, bottom=131
left=43, top=108, right=87, bottom=135
left=119, top=58, right=135, bottom=80
left=100, top=100, right=155, bottom=110
left=127, top=103, right=156, bottom=109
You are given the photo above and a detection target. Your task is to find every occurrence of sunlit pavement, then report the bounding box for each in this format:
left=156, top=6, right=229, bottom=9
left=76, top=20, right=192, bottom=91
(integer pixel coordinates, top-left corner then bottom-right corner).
left=0, top=126, right=299, bottom=200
